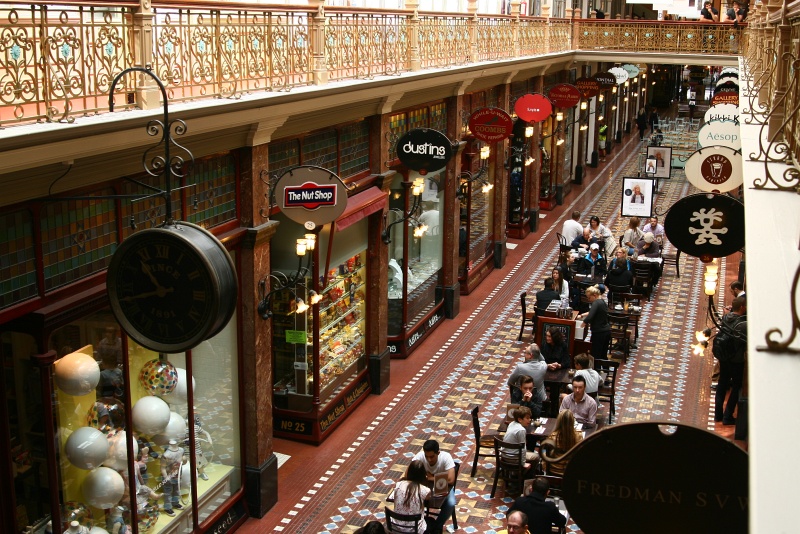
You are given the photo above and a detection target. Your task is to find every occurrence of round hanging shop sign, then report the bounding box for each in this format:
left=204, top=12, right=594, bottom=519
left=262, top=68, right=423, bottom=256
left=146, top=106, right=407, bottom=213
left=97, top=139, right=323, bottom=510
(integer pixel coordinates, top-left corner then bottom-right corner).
left=276, top=165, right=349, bottom=228
left=664, top=193, right=745, bottom=261
left=547, top=83, right=581, bottom=109
left=593, top=72, right=616, bottom=90
left=697, top=120, right=741, bottom=151
left=684, top=145, right=743, bottom=193
left=561, top=423, right=747, bottom=534
left=396, top=128, right=454, bottom=175
left=621, top=63, right=640, bottom=79
left=716, top=76, right=739, bottom=88
left=710, top=92, right=739, bottom=106
left=705, top=103, right=739, bottom=125
left=514, top=93, right=553, bottom=123
left=575, top=77, right=601, bottom=98
left=468, top=107, right=514, bottom=142
left=608, top=67, right=629, bottom=85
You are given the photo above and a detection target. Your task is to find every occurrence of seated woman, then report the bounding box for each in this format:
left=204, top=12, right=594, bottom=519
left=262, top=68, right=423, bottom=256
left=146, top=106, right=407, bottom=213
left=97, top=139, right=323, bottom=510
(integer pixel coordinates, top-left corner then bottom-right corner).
left=393, top=460, right=431, bottom=533
left=542, top=410, right=583, bottom=476
left=551, top=267, right=569, bottom=305
left=501, top=407, right=539, bottom=491
left=586, top=216, right=615, bottom=257
left=542, top=327, right=570, bottom=370
left=605, top=249, right=634, bottom=292
left=577, top=244, right=607, bottom=277
left=621, top=217, right=644, bottom=257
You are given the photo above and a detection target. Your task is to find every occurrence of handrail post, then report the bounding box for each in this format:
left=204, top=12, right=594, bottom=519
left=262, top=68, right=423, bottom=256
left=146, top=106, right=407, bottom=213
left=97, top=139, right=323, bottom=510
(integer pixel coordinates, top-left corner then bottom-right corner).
left=572, top=8, right=581, bottom=50
left=309, top=2, right=329, bottom=85
left=511, top=0, right=521, bottom=57
left=132, top=0, right=160, bottom=109
left=467, top=0, right=479, bottom=64
left=407, top=9, right=421, bottom=71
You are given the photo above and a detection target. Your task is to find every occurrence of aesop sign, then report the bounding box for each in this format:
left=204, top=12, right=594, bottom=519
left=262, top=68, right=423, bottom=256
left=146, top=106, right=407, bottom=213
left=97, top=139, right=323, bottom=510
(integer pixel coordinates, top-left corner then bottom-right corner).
left=561, top=423, right=747, bottom=533
left=396, top=128, right=454, bottom=175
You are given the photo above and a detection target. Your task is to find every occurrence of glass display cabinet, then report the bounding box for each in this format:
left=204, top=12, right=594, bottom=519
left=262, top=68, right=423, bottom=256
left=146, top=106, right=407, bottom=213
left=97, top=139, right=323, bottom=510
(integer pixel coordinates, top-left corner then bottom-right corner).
left=271, top=213, right=371, bottom=442
left=507, top=122, right=535, bottom=239
left=385, top=172, right=445, bottom=358
left=458, top=142, right=495, bottom=294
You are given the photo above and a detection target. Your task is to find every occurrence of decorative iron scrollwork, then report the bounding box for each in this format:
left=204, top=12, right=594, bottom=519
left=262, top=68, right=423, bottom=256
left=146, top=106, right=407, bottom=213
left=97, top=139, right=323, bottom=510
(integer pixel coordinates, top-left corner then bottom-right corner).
left=758, top=261, right=800, bottom=354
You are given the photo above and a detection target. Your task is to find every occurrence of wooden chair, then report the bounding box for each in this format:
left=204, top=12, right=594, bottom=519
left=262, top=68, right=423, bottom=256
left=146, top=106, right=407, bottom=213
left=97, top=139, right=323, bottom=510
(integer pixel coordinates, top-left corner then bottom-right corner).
left=632, top=262, right=655, bottom=300
left=556, top=232, right=572, bottom=265
left=491, top=437, right=528, bottom=498
left=425, top=461, right=460, bottom=530
left=471, top=405, right=499, bottom=477
left=607, top=284, right=633, bottom=307
left=595, top=358, right=620, bottom=423
left=574, top=281, right=594, bottom=313
left=518, top=292, right=537, bottom=341
left=384, top=506, right=423, bottom=534
left=661, top=249, right=681, bottom=278
left=607, top=313, right=631, bottom=362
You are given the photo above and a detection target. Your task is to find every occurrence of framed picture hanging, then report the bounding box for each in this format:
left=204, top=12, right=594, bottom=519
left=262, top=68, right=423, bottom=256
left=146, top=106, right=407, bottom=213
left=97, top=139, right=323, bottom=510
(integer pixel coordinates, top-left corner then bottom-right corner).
left=621, top=176, right=655, bottom=218
left=646, top=146, right=672, bottom=179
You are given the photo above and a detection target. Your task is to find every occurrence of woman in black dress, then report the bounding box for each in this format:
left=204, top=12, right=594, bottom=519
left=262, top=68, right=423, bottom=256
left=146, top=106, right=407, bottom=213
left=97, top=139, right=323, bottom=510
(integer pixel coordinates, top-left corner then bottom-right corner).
left=577, top=285, right=611, bottom=360
left=542, top=327, right=571, bottom=370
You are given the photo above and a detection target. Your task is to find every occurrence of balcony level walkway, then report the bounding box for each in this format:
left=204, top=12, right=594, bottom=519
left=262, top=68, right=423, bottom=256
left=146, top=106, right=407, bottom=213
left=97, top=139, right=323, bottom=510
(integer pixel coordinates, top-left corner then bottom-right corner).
left=239, top=112, right=742, bottom=534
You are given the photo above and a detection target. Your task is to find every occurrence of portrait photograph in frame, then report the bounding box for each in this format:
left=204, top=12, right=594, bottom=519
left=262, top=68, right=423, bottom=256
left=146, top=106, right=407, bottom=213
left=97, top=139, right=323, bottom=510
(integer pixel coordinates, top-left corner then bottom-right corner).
left=646, top=146, right=672, bottom=179
left=621, top=176, right=655, bottom=218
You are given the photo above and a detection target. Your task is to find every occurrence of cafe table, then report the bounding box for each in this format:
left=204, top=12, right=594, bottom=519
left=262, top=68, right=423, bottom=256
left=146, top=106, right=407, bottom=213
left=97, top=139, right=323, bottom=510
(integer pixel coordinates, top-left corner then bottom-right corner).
left=609, top=304, right=642, bottom=342
left=497, top=415, right=599, bottom=449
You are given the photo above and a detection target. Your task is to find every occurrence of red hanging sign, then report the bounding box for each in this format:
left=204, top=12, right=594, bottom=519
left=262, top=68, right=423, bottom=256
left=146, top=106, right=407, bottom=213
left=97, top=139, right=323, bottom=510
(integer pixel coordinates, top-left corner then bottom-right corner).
left=575, top=77, right=601, bottom=98
left=514, top=93, right=552, bottom=123
left=547, top=83, right=581, bottom=109
left=468, top=107, right=514, bottom=142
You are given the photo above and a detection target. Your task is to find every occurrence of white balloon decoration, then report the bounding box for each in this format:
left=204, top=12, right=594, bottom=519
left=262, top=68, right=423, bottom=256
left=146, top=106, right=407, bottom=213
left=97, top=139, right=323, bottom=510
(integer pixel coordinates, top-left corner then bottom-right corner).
left=152, top=412, right=188, bottom=448
left=160, top=368, right=195, bottom=405
left=64, top=427, right=109, bottom=470
left=89, top=527, right=110, bottom=534
left=82, top=467, right=125, bottom=509
left=132, top=396, right=171, bottom=435
left=54, top=352, right=100, bottom=396
left=103, top=430, right=138, bottom=471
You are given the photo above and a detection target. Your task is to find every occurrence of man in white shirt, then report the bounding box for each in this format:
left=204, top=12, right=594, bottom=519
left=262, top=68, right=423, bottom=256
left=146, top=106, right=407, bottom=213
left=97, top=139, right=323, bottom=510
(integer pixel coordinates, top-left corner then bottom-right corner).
left=412, top=439, right=456, bottom=532
left=561, top=211, right=584, bottom=245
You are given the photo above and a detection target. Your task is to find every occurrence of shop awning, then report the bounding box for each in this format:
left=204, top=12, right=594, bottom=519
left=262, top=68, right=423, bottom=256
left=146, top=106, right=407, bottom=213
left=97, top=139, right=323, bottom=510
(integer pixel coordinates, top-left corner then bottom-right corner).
left=335, top=187, right=387, bottom=232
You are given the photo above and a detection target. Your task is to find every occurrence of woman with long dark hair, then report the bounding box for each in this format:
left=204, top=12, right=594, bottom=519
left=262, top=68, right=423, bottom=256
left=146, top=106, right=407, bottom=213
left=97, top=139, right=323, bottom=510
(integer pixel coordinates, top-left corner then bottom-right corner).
left=542, top=327, right=570, bottom=370
left=393, top=460, right=430, bottom=533
left=543, top=409, right=583, bottom=476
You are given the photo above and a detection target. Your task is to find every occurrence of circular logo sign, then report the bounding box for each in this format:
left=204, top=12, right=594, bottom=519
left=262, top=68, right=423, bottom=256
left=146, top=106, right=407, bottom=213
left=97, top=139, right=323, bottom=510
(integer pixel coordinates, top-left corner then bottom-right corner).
left=609, top=67, right=629, bottom=85
left=622, top=63, right=640, bottom=79
left=547, top=83, right=581, bottom=109
left=395, top=128, right=453, bottom=175
left=575, top=77, right=601, bottom=98
left=704, top=103, right=739, bottom=125
left=593, top=72, right=616, bottom=89
left=716, top=76, right=739, bottom=87
left=685, top=146, right=743, bottom=193
left=514, top=93, right=553, bottom=123
left=275, top=165, right=349, bottom=227
left=664, top=193, right=744, bottom=260
left=697, top=120, right=741, bottom=151
left=468, top=107, right=513, bottom=142
left=721, top=66, right=739, bottom=76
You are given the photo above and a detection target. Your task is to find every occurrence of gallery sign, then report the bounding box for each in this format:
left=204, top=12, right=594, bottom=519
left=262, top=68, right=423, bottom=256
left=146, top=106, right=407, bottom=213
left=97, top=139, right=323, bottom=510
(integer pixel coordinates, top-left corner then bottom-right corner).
left=396, top=128, right=454, bottom=175
left=684, top=145, right=743, bottom=192
left=710, top=93, right=739, bottom=106
left=575, top=77, right=601, bottom=98
left=561, top=423, right=747, bottom=533
left=547, top=83, right=581, bottom=109
left=514, top=93, right=553, bottom=122
left=468, top=107, right=513, bottom=142
left=697, top=120, right=741, bottom=151
left=621, top=63, right=640, bottom=79
left=275, top=166, right=349, bottom=228
left=704, top=103, right=739, bottom=125
left=593, top=72, right=616, bottom=89
left=664, top=193, right=745, bottom=261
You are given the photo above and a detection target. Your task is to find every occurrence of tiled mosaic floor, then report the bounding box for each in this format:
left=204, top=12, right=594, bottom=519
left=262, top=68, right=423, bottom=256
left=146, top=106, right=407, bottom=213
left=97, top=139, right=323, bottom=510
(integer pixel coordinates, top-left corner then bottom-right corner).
left=244, top=134, right=732, bottom=534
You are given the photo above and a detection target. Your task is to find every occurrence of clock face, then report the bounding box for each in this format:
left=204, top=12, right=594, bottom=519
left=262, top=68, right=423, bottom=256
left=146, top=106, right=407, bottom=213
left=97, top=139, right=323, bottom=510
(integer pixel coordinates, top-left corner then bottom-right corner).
left=108, top=224, right=236, bottom=353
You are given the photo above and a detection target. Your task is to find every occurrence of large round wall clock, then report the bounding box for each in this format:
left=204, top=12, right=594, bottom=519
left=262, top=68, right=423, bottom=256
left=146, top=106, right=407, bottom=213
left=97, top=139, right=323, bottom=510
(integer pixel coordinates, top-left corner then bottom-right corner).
left=107, top=222, right=238, bottom=353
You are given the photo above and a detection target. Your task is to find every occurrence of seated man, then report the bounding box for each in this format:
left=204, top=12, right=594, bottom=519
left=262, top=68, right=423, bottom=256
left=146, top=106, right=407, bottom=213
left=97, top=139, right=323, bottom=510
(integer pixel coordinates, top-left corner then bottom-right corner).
left=636, top=232, right=661, bottom=258
left=641, top=217, right=665, bottom=239
left=507, top=345, right=547, bottom=419
left=501, top=407, right=539, bottom=490
left=498, top=510, right=529, bottom=534
left=561, top=210, right=584, bottom=245
left=510, top=478, right=567, bottom=534
left=560, top=375, right=598, bottom=426
left=411, top=439, right=456, bottom=533
left=571, top=227, right=597, bottom=251
left=577, top=243, right=607, bottom=277
left=573, top=353, right=603, bottom=396
left=535, top=278, right=561, bottom=316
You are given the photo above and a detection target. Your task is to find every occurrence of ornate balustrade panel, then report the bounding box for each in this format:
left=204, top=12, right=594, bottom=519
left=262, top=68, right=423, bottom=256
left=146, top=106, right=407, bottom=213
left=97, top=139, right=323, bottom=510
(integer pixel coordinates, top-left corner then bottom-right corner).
left=326, top=10, right=409, bottom=82
left=548, top=18, right=572, bottom=52
left=0, top=3, right=134, bottom=126
left=475, top=16, right=514, bottom=62
left=518, top=18, right=547, bottom=56
left=788, top=19, right=800, bottom=157
left=417, top=14, right=470, bottom=69
left=576, top=21, right=746, bottom=54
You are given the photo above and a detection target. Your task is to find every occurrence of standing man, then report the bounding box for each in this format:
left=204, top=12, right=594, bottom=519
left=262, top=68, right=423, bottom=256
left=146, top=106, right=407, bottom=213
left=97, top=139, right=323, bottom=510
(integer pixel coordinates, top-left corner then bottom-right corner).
left=412, top=439, right=456, bottom=534
left=510, top=478, right=567, bottom=534
left=714, top=297, right=747, bottom=425
left=560, top=375, right=598, bottom=426
left=700, top=1, right=719, bottom=21
left=561, top=211, right=583, bottom=245
left=508, top=345, right=547, bottom=419
left=730, top=280, right=745, bottom=298
left=723, top=1, right=746, bottom=22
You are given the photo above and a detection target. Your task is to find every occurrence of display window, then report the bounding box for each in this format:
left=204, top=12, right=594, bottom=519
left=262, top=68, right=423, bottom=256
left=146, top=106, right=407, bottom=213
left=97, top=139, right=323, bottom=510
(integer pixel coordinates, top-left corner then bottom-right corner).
left=2, top=302, right=243, bottom=534
left=386, top=171, right=444, bottom=355
left=458, top=145, right=495, bottom=291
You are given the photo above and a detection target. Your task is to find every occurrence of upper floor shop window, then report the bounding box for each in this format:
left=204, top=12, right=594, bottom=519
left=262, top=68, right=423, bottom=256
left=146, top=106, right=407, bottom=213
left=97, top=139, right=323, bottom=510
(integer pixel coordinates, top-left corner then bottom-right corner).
left=387, top=102, right=448, bottom=162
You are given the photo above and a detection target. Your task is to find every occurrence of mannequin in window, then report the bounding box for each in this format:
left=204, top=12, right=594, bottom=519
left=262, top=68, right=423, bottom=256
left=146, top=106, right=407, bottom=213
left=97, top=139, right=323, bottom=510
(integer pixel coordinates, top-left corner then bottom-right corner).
left=105, top=508, right=129, bottom=534
left=135, top=446, right=162, bottom=510
left=188, top=411, right=213, bottom=481
left=160, top=439, right=185, bottom=516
